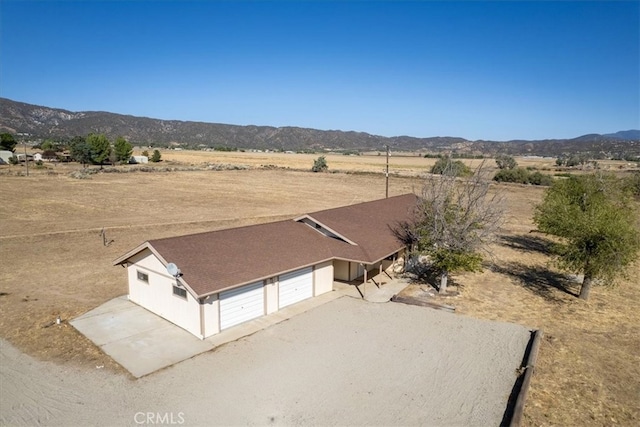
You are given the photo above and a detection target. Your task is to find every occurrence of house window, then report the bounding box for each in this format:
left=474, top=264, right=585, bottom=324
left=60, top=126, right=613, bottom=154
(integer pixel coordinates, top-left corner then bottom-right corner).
left=173, top=285, right=187, bottom=299
left=137, top=270, right=149, bottom=283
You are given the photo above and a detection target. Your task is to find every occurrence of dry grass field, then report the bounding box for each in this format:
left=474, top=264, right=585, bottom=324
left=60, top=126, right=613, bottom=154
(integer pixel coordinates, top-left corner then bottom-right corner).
left=0, top=151, right=638, bottom=426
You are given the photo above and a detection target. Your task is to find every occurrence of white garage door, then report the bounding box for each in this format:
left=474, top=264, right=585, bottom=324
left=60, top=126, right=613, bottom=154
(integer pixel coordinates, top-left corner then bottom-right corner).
left=220, top=281, right=264, bottom=330
left=279, top=267, right=313, bottom=309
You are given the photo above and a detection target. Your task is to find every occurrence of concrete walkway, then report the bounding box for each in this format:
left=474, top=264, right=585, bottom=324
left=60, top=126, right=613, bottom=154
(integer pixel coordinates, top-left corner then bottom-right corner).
left=71, top=291, right=343, bottom=378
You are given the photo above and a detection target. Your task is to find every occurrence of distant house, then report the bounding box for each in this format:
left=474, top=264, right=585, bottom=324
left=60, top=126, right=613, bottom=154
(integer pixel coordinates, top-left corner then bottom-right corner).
left=33, top=153, right=43, bottom=162
left=114, top=194, right=416, bottom=339
left=16, top=153, right=34, bottom=162
left=41, top=150, right=59, bottom=162
left=129, top=155, right=149, bottom=164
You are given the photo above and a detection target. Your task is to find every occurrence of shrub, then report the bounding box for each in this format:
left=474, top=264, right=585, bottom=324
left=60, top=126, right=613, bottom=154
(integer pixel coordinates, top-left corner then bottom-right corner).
left=528, top=171, right=554, bottom=186
left=430, top=156, right=471, bottom=177
left=312, top=156, right=328, bottom=172
left=8, top=156, right=19, bottom=165
left=625, top=172, right=640, bottom=198
left=493, top=167, right=553, bottom=186
left=493, top=167, right=529, bottom=184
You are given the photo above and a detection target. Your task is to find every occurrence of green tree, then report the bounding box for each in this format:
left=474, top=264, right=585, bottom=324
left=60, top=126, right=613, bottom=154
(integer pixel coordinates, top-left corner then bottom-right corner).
left=395, top=162, right=505, bottom=294
left=40, top=140, right=55, bottom=151
left=1, top=133, right=17, bottom=152
left=69, top=136, right=92, bottom=167
left=534, top=173, right=640, bottom=300
left=87, top=133, right=111, bottom=168
left=430, top=156, right=471, bottom=177
left=565, top=154, right=589, bottom=168
left=113, top=136, right=133, bottom=164
left=150, top=149, right=162, bottom=162
left=141, top=150, right=150, bottom=158
left=495, top=154, right=517, bottom=170
left=312, top=156, right=328, bottom=172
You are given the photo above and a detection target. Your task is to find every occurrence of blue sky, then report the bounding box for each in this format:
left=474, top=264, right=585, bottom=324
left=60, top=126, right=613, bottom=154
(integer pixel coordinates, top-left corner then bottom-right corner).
left=1, top=1, right=638, bottom=141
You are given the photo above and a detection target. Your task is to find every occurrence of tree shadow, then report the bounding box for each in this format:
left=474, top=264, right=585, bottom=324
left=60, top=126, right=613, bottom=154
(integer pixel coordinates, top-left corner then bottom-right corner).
left=490, top=261, right=579, bottom=302
left=498, top=233, right=554, bottom=255
left=406, top=265, right=465, bottom=294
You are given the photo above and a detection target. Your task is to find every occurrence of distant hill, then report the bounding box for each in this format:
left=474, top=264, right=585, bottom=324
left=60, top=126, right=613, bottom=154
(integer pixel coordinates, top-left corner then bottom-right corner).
left=1, top=97, right=638, bottom=158
left=604, top=130, right=640, bottom=141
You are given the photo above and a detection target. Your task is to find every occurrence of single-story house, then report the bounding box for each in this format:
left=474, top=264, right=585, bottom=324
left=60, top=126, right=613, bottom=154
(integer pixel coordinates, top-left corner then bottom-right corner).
left=129, top=155, right=149, bottom=164
left=16, top=153, right=34, bottom=162
left=113, top=194, right=417, bottom=339
left=34, top=151, right=61, bottom=162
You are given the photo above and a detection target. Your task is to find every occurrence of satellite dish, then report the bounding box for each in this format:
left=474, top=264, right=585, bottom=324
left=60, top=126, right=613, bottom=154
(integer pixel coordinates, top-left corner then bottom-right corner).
left=166, top=262, right=181, bottom=277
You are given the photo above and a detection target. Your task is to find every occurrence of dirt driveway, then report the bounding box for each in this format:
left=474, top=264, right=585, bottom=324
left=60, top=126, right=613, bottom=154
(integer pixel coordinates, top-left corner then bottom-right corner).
left=1, top=296, right=530, bottom=426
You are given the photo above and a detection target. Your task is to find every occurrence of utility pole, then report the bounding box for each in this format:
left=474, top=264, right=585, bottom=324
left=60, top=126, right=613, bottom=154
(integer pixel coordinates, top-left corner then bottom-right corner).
left=24, top=140, right=29, bottom=177
left=385, top=145, right=389, bottom=198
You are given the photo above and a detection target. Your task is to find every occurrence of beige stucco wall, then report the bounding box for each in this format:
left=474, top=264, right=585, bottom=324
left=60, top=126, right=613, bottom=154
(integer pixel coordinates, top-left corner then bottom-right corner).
left=201, top=294, right=220, bottom=338
left=314, top=261, right=334, bottom=295
left=333, top=260, right=350, bottom=281
left=127, top=249, right=203, bottom=338
left=125, top=248, right=409, bottom=340
left=265, top=278, right=278, bottom=314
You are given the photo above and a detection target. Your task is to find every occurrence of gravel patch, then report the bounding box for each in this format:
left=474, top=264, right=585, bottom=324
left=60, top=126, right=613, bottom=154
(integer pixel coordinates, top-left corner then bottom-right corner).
left=1, top=297, right=530, bottom=426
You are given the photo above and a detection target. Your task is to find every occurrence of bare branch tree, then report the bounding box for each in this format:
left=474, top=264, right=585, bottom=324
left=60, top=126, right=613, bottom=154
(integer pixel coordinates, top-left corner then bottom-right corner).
left=397, top=161, right=505, bottom=293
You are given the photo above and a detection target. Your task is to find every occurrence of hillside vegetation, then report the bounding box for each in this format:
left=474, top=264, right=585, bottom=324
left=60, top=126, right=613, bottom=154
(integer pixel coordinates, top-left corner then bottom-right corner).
left=1, top=98, right=639, bottom=158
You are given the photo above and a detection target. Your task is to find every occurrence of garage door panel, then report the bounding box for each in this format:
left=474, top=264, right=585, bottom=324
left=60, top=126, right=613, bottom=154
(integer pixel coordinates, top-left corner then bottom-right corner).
left=220, top=281, right=264, bottom=330
left=279, top=267, right=313, bottom=308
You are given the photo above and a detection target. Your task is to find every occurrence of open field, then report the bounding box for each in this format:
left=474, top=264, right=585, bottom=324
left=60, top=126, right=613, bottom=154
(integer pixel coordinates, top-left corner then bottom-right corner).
left=0, top=151, right=639, bottom=425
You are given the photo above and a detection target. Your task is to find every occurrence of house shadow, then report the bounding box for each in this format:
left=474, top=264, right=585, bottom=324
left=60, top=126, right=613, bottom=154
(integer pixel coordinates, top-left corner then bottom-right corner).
left=490, top=261, right=579, bottom=302
left=498, top=233, right=553, bottom=256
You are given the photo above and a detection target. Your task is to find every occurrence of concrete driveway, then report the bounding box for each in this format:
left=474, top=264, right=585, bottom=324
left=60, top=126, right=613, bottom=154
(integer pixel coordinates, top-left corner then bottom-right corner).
left=21, top=295, right=531, bottom=426
left=70, top=296, right=214, bottom=377
left=70, top=275, right=409, bottom=378
left=71, top=292, right=343, bottom=378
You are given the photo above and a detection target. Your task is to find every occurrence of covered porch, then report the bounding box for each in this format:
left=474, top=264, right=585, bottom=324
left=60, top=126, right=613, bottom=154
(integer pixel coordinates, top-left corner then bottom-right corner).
left=333, top=258, right=409, bottom=302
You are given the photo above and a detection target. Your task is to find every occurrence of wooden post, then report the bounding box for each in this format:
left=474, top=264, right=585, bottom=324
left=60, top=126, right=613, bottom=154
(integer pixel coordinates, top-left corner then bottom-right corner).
left=24, top=142, right=29, bottom=177
left=363, top=264, right=367, bottom=298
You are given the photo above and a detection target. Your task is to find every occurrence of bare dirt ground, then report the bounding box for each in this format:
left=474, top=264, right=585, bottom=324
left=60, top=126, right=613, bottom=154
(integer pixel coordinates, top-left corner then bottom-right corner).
left=1, top=151, right=639, bottom=426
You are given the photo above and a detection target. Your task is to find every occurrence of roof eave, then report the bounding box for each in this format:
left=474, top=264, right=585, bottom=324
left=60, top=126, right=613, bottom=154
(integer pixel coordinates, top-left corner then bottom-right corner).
left=333, top=244, right=407, bottom=266
left=196, top=257, right=336, bottom=299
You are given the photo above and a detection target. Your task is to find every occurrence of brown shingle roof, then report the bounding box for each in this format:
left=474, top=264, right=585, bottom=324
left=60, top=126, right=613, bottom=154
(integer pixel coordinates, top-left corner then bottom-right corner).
left=303, top=193, right=417, bottom=263
left=114, top=193, right=417, bottom=298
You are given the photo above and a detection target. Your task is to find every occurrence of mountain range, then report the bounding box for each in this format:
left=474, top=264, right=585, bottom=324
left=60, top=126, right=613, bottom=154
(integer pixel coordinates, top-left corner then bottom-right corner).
left=1, top=97, right=638, bottom=158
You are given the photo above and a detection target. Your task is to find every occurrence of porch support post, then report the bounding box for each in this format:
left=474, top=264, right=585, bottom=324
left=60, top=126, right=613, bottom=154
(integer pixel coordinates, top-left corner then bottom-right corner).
left=362, top=264, right=367, bottom=298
